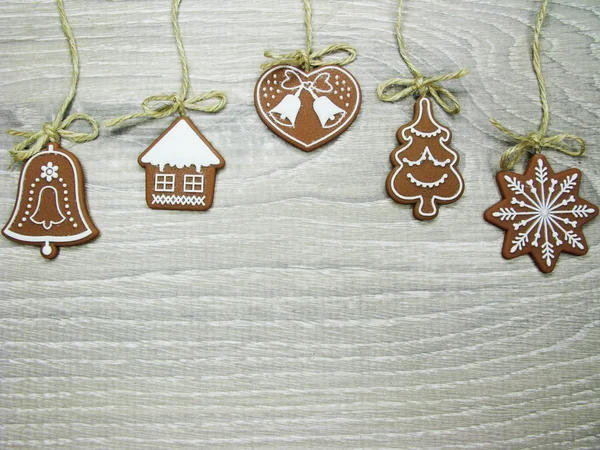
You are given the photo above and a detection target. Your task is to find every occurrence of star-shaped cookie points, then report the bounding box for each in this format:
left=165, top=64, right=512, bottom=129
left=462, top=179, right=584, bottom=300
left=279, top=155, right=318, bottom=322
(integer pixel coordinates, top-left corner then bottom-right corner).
left=484, top=154, right=598, bottom=273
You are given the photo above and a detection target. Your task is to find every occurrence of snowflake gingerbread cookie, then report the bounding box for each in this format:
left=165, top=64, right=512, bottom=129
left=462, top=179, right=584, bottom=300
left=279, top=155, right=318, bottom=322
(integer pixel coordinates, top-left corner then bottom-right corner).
left=484, top=154, right=597, bottom=273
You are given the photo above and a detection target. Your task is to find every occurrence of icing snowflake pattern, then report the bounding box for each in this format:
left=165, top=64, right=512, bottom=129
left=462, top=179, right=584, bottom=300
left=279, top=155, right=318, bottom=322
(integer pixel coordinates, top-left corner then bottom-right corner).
left=485, top=155, right=598, bottom=273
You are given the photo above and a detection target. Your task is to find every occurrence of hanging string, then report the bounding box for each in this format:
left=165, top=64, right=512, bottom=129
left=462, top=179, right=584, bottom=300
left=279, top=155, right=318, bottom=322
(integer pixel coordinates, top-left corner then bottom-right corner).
left=261, top=0, right=357, bottom=72
left=7, top=0, right=99, bottom=164
left=106, top=0, right=227, bottom=127
left=376, top=0, right=468, bottom=115
left=491, top=0, right=585, bottom=170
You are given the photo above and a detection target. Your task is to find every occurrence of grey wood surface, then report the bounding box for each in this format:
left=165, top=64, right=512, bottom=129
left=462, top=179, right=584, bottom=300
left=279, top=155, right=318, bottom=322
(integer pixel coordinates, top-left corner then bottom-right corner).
left=1, top=0, right=599, bottom=448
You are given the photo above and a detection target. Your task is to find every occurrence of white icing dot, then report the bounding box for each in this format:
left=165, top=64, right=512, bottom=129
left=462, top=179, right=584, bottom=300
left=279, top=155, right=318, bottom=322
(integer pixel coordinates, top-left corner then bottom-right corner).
left=42, top=244, right=52, bottom=256
left=73, top=223, right=78, bottom=228
left=21, top=217, right=26, bottom=222
left=274, top=81, right=278, bottom=85
left=262, top=87, right=266, bottom=92
left=339, top=96, right=344, bottom=100
left=341, top=87, right=345, bottom=92
left=35, top=178, right=40, bottom=182
left=59, top=178, right=63, bottom=182
left=62, top=183, right=67, bottom=188
left=69, top=218, right=74, bottom=222
left=334, top=90, right=338, bottom=95
left=17, top=223, right=22, bottom=228
left=342, top=80, right=346, bottom=85
left=347, top=87, right=351, bottom=92
left=271, top=95, right=276, bottom=99
left=67, top=211, right=72, bottom=216
left=347, top=93, right=351, bottom=98
left=27, top=204, right=31, bottom=209
left=345, top=103, right=350, bottom=107
left=29, top=190, right=34, bottom=194
left=25, top=211, right=29, bottom=216
left=63, top=190, right=68, bottom=195
left=274, top=74, right=277, bottom=79
left=28, top=197, right=33, bottom=202
left=65, top=204, right=70, bottom=209
left=264, top=94, right=267, bottom=98
left=30, top=183, right=35, bottom=188
left=277, top=89, right=281, bottom=94
left=64, top=197, right=68, bottom=202
left=266, top=103, right=271, bottom=107
left=336, top=81, right=339, bottom=86
left=335, top=75, right=339, bottom=80
left=267, top=80, right=271, bottom=84
left=269, top=87, right=273, bottom=91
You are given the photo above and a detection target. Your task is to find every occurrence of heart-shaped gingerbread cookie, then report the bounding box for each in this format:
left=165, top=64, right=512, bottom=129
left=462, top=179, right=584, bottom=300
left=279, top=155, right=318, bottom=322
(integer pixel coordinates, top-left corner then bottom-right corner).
left=255, top=65, right=361, bottom=152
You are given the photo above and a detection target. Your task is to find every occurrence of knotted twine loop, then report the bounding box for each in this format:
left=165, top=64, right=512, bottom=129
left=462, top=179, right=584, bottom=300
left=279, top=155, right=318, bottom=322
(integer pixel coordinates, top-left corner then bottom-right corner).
left=105, top=92, right=227, bottom=127
left=8, top=114, right=99, bottom=163
left=7, top=0, right=99, bottom=164
left=261, top=0, right=357, bottom=73
left=377, top=0, right=467, bottom=115
left=491, top=0, right=585, bottom=170
left=106, top=0, right=227, bottom=127
left=491, top=119, right=585, bottom=171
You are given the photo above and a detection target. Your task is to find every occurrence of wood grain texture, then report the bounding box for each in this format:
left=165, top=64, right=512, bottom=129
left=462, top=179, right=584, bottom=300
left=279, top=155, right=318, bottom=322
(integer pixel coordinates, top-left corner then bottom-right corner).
left=0, top=0, right=599, bottom=448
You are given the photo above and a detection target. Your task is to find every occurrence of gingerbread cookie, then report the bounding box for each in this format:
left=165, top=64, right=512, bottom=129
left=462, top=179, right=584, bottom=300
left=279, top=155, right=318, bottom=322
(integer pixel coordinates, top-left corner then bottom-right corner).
left=138, top=117, right=225, bottom=211
left=485, top=154, right=598, bottom=273
left=255, top=65, right=361, bottom=152
left=386, top=97, right=464, bottom=220
left=3, top=143, right=99, bottom=259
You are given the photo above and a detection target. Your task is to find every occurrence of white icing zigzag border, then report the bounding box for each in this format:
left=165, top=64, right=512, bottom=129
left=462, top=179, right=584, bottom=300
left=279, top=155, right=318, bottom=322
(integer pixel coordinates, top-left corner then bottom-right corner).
left=152, top=194, right=206, bottom=206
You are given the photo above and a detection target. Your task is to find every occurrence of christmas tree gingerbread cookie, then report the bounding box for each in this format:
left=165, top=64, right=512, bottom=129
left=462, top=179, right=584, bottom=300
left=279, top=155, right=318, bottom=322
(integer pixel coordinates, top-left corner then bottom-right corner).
left=386, top=97, right=464, bottom=220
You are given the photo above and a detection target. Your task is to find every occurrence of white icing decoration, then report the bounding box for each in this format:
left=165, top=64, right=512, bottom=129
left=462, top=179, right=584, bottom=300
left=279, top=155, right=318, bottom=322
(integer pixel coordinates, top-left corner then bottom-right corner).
left=407, top=173, right=448, bottom=188
left=256, top=65, right=361, bottom=149
left=3, top=146, right=94, bottom=245
left=388, top=97, right=463, bottom=218
left=402, top=146, right=451, bottom=167
left=492, top=158, right=595, bottom=267
left=140, top=119, right=222, bottom=172
left=151, top=194, right=207, bottom=207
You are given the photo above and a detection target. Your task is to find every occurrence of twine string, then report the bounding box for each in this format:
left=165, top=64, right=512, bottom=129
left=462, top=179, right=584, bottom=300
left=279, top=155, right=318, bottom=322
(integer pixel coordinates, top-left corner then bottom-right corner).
left=376, top=0, right=467, bottom=115
left=491, top=0, right=585, bottom=170
left=107, top=0, right=227, bottom=127
left=7, top=0, right=99, bottom=163
left=261, top=0, right=357, bottom=72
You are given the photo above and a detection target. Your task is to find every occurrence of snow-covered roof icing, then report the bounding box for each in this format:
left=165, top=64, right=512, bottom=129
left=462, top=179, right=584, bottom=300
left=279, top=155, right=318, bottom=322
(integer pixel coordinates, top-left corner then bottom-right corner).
left=140, top=119, right=223, bottom=172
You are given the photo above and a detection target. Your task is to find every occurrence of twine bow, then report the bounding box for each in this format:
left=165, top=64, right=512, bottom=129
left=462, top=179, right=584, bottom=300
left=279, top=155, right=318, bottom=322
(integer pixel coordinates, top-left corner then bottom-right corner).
left=491, top=0, right=585, bottom=171
left=491, top=118, right=585, bottom=170
left=106, top=91, right=227, bottom=127
left=261, top=0, right=357, bottom=73
left=106, top=0, right=227, bottom=128
left=377, top=69, right=468, bottom=115
left=376, top=0, right=467, bottom=115
left=6, top=0, right=99, bottom=165
left=8, top=114, right=99, bottom=164
left=261, top=44, right=357, bottom=72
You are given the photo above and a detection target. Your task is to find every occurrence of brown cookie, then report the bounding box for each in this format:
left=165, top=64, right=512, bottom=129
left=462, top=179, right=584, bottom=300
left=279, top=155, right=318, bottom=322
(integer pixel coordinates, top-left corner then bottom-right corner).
left=255, top=64, right=361, bottom=152
left=484, top=154, right=598, bottom=273
left=138, top=117, right=225, bottom=211
left=3, top=142, right=99, bottom=259
left=386, top=97, right=464, bottom=220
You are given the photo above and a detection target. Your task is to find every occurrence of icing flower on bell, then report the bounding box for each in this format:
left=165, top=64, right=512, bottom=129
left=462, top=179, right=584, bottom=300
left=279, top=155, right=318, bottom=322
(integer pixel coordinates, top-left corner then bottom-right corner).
left=40, top=162, right=59, bottom=182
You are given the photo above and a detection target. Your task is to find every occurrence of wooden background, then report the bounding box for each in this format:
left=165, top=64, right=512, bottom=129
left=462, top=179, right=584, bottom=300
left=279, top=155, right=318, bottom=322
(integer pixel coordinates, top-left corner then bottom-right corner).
left=1, top=0, right=599, bottom=448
